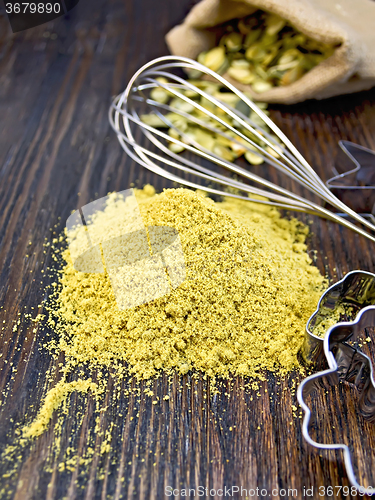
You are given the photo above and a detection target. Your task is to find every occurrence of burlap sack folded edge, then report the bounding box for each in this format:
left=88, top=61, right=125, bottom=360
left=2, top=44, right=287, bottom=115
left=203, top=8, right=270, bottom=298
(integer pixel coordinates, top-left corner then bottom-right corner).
left=165, top=0, right=375, bottom=104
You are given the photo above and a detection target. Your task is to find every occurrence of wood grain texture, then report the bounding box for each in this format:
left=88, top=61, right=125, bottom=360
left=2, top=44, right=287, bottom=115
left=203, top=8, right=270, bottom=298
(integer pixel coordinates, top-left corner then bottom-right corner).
left=0, top=0, right=375, bottom=498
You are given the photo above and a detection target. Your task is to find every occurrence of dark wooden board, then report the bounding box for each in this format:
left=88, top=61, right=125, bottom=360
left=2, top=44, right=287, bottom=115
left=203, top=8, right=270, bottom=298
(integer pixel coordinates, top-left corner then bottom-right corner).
left=1, top=0, right=375, bottom=498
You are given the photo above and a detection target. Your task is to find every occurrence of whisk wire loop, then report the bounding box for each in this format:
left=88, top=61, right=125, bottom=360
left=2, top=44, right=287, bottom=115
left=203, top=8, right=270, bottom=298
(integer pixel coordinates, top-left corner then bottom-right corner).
left=109, top=55, right=375, bottom=243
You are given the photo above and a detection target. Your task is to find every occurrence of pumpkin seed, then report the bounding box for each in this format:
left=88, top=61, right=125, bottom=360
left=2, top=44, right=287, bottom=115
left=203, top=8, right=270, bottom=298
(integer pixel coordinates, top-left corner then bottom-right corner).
left=185, top=68, right=203, bottom=79
left=252, top=100, right=268, bottom=110
left=260, top=32, right=278, bottom=47
left=203, top=46, right=227, bottom=72
left=300, top=54, right=318, bottom=71
left=182, top=88, right=200, bottom=99
left=243, top=29, right=261, bottom=48
left=169, top=128, right=180, bottom=140
left=262, top=46, right=280, bottom=67
left=245, top=150, right=265, bottom=165
left=245, top=44, right=268, bottom=63
left=213, top=91, right=241, bottom=107
left=169, top=142, right=185, bottom=154
left=197, top=51, right=208, bottom=65
left=237, top=11, right=258, bottom=34
left=278, top=49, right=302, bottom=65
left=238, top=17, right=251, bottom=35
left=252, top=80, right=273, bottom=93
left=254, top=64, right=269, bottom=81
left=282, top=33, right=306, bottom=50
left=170, top=98, right=195, bottom=114
left=141, top=75, right=287, bottom=168
left=168, top=117, right=189, bottom=133
left=140, top=114, right=168, bottom=128
left=250, top=112, right=268, bottom=127
left=168, top=128, right=185, bottom=153
left=280, top=64, right=305, bottom=85
left=186, top=127, right=215, bottom=151
left=187, top=80, right=220, bottom=91
left=266, top=145, right=283, bottom=158
left=155, top=77, right=169, bottom=85
left=221, top=32, right=243, bottom=52
left=265, top=14, right=286, bottom=36
left=150, top=87, right=169, bottom=104
left=200, top=96, right=217, bottom=112
left=232, top=58, right=251, bottom=69
left=230, top=138, right=248, bottom=157
left=228, top=66, right=255, bottom=84
left=240, top=127, right=263, bottom=144
left=216, top=134, right=234, bottom=148
left=213, top=144, right=236, bottom=162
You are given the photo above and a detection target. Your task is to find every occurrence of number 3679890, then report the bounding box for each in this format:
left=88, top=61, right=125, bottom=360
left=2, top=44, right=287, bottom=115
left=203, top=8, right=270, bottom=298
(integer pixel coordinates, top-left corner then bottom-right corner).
left=5, top=3, right=61, bottom=14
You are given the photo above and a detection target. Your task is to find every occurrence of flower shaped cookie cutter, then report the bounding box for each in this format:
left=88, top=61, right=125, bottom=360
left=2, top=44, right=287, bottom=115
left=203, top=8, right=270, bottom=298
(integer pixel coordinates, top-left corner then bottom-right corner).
left=298, top=270, right=375, bottom=495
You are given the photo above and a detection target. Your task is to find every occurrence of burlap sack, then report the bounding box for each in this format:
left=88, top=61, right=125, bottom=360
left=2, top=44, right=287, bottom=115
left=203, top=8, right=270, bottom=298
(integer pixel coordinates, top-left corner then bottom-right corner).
left=165, top=0, right=375, bottom=104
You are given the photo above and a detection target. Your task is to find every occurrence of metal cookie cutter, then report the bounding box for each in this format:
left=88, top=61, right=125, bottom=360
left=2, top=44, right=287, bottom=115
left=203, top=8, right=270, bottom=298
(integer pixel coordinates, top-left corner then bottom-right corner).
left=297, top=270, right=375, bottom=494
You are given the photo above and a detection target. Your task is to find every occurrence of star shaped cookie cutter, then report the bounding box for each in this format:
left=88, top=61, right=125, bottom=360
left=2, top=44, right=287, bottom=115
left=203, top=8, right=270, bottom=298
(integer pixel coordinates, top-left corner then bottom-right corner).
left=326, top=140, right=375, bottom=225
left=297, top=270, right=375, bottom=495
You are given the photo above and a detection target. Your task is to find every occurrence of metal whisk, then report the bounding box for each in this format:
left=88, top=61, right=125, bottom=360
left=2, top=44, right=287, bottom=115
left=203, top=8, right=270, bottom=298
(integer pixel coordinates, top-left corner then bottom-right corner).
left=109, top=56, right=375, bottom=243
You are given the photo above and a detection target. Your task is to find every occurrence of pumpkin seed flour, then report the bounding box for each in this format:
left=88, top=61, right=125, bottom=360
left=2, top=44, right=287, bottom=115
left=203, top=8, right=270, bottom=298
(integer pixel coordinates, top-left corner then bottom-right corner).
left=49, top=186, right=324, bottom=379
left=9, top=186, right=326, bottom=448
